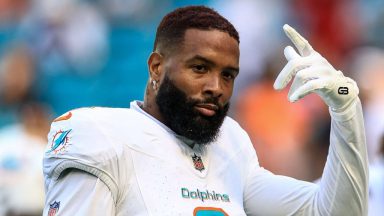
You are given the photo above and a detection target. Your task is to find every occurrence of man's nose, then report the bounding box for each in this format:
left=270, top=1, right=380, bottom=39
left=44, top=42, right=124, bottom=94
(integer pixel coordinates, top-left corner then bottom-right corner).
left=203, top=74, right=223, bottom=98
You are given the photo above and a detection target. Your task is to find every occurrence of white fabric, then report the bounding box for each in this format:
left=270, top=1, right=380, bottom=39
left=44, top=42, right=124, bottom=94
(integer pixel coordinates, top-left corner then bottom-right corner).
left=43, top=169, right=115, bottom=215
left=43, top=99, right=368, bottom=215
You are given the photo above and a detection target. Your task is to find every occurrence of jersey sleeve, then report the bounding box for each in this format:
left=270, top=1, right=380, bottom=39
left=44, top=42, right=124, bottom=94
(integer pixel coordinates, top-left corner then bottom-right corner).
left=43, top=169, right=115, bottom=216
left=43, top=109, right=125, bottom=205
left=244, top=98, right=368, bottom=215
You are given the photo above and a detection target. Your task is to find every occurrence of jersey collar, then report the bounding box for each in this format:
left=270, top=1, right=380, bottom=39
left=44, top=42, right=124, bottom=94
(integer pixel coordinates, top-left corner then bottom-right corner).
left=130, top=101, right=196, bottom=147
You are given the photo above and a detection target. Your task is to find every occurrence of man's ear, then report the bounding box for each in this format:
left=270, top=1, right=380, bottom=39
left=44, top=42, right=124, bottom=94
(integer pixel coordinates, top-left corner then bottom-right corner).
left=147, top=52, right=163, bottom=81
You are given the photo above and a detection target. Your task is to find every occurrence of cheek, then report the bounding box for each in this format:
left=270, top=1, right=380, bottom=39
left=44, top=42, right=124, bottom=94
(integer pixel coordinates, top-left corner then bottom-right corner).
left=165, top=65, right=199, bottom=94
left=226, top=84, right=234, bottom=96
left=177, top=74, right=202, bottom=96
left=222, top=85, right=233, bottom=103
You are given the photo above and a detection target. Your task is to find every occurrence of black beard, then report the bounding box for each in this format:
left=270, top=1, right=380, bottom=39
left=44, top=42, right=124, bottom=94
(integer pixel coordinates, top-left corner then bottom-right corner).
left=155, top=75, right=229, bottom=145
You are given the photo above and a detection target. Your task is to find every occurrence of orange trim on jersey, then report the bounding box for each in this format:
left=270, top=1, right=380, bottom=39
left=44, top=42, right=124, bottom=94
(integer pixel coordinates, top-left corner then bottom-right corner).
left=193, top=207, right=229, bottom=216
left=53, top=112, right=72, bottom=122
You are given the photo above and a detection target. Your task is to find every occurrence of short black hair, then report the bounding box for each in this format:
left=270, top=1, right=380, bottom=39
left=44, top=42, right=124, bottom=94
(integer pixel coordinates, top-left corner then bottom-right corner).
left=153, top=5, right=239, bottom=55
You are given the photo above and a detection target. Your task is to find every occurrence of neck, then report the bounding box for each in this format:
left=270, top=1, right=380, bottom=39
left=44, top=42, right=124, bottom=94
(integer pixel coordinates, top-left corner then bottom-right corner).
left=143, top=90, right=165, bottom=125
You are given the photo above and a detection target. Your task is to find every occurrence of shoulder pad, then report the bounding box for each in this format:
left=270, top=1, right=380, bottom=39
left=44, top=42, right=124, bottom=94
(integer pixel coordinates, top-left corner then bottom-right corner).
left=43, top=108, right=125, bottom=204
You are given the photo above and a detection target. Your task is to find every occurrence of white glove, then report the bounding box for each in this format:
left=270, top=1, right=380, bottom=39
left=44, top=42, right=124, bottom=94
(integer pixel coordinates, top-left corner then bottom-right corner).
left=273, top=24, right=359, bottom=112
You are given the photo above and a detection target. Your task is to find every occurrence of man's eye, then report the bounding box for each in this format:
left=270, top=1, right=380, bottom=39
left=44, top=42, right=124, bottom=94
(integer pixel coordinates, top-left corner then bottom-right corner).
left=192, top=65, right=207, bottom=73
left=222, top=71, right=235, bottom=80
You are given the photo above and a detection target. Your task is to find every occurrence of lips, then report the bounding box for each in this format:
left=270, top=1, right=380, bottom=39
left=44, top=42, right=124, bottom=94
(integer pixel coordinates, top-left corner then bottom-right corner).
left=194, top=103, right=219, bottom=116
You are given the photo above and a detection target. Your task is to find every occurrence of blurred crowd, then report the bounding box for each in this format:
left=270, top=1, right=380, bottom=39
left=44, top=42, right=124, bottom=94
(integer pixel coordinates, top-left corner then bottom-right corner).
left=0, top=0, right=383, bottom=215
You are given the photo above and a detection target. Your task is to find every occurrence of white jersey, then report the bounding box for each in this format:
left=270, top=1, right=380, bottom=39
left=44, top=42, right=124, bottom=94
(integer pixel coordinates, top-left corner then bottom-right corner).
left=43, top=100, right=368, bottom=216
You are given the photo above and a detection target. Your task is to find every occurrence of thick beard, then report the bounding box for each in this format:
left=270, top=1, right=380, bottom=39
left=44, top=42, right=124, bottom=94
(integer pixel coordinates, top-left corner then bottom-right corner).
left=155, top=75, right=229, bottom=145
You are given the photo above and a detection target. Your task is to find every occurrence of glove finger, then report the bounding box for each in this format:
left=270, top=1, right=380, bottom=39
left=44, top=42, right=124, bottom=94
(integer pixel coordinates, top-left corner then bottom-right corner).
left=284, top=46, right=301, bottom=61
left=273, top=56, right=313, bottom=90
left=283, top=24, right=314, bottom=57
left=287, top=66, right=329, bottom=99
left=289, top=78, right=329, bottom=102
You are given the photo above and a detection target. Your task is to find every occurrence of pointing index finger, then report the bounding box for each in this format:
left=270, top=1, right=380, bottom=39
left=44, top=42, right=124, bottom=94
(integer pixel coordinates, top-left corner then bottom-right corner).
left=283, top=24, right=313, bottom=57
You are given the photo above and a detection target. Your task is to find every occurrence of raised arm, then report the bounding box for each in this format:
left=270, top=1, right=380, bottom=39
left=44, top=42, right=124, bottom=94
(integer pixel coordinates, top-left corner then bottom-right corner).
left=244, top=25, right=368, bottom=216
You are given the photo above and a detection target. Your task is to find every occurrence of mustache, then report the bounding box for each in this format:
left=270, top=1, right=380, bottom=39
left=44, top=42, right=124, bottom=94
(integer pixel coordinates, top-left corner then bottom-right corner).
left=190, top=97, right=230, bottom=114
left=190, top=97, right=223, bottom=108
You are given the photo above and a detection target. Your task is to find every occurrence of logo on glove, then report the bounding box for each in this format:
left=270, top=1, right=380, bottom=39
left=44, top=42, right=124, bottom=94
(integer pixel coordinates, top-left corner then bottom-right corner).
left=338, top=87, right=349, bottom=95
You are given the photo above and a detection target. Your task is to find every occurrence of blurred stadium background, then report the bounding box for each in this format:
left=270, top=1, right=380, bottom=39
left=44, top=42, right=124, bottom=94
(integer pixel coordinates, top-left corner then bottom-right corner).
left=0, top=0, right=383, bottom=215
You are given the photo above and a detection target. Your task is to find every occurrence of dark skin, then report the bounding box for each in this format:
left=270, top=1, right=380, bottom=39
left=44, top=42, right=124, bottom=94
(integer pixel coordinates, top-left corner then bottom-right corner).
left=143, top=29, right=240, bottom=124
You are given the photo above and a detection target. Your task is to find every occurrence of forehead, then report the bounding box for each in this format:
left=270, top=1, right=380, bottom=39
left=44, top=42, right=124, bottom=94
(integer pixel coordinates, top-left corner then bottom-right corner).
left=178, top=29, right=239, bottom=65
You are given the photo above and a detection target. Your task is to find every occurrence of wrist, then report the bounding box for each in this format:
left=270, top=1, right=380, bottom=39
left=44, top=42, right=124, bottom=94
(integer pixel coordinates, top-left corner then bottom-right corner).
left=329, top=98, right=359, bottom=122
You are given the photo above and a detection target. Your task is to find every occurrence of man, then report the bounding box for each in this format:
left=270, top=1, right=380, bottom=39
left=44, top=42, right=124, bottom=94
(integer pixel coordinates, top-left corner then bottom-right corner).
left=43, top=6, right=368, bottom=215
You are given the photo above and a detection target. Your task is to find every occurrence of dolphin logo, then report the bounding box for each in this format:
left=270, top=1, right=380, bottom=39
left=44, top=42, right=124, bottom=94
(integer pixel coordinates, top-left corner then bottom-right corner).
left=46, top=129, right=72, bottom=153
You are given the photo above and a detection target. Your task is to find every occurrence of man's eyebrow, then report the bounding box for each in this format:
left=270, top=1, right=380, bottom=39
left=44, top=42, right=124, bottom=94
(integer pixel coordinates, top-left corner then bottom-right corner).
left=186, top=55, right=240, bottom=73
left=186, top=55, right=215, bottom=66
left=224, top=66, right=240, bottom=75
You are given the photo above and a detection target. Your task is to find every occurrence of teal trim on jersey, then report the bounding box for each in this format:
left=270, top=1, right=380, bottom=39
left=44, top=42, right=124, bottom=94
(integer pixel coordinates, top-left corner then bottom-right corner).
left=195, top=210, right=226, bottom=216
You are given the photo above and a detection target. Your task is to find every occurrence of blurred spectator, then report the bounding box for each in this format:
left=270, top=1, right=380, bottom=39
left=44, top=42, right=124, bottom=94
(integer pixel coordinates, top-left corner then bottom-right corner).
left=26, top=0, right=109, bottom=75
left=0, top=100, right=51, bottom=216
left=0, top=44, right=36, bottom=127
left=368, top=134, right=384, bottom=216
left=0, top=42, right=48, bottom=215
left=15, top=0, right=112, bottom=115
